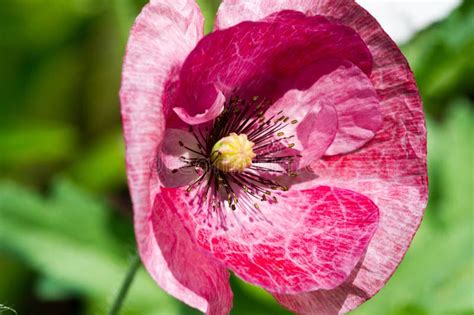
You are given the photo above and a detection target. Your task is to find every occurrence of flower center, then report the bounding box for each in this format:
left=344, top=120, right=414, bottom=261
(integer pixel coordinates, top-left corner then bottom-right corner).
left=173, top=95, right=301, bottom=229
left=211, top=133, right=256, bottom=172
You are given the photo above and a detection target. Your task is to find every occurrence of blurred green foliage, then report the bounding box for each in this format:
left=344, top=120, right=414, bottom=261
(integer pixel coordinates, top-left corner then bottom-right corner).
left=0, top=0, right=473, bottom=314
left=402, top=1, right=474, bottom=118
left=0, top=179, right=180, bottom=315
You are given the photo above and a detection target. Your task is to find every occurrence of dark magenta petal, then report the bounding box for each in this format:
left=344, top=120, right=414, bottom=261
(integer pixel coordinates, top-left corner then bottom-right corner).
left=159, top=186, right=379, bottom=293
left=216, top=0, right=427, bottom=313
left=172, top=10, right=372, bottom=125
left=120, top=1, right=233, bottom=313
left=173, top=84, right=225, bottom=125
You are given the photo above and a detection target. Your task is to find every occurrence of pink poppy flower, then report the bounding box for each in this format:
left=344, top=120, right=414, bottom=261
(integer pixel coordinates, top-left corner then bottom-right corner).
left=120, top=0, right=428, bottom=314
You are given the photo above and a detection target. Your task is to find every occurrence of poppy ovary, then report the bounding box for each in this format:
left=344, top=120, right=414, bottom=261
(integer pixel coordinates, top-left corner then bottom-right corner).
left=211, top=133, right=256, bottom=173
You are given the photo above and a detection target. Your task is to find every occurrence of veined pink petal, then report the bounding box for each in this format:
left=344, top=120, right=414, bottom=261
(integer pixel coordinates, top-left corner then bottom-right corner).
left=266, top=58, right=382, bottom=166
left=160, top=186, right=379, bottom=294
left=314, top=61, right=383, bottom=156
left=150, top=194, right=233, bottom=315
left=216, top=0, right=427, bottom=313
left=296, top=103, right=337, bottom=167
left=265, top=84, right=338, bottom=169
left=176, top=10, right=372, bottom=108
left=120, top=1, right=232, bottom=313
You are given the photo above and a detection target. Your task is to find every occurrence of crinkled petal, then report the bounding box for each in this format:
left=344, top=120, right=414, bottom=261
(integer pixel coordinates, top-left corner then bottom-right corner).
left=314, top=60, right=383, bottom=156
left=215, top=0, right=427, bottom=313
left=173, top=84, right=225, bottom=125
left=264, top=82, right=338, bottom=169
left=159, top=186, right=379, bottom=294
left=295, top=103, right=337, bottom=167
left=175, top=10, right=372, bottom=114
left=265, top=58, right=383, bottom=167
left=120, top=1, right=232, bottom=313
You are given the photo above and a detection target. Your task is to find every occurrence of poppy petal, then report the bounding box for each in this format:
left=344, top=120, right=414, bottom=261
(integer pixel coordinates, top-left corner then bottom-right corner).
left=159, top=185, right=379, bottom=294
left=264, top=83, right=338, bottom=169
left=173, top=84, right=225, bottom=125
left=120, top=1, right=233, bottom=313
left=157, top=128, right=201, bottom=188
left=176, top=10, right=372, bottom=109
left=215, top=0, right=427, bottom=313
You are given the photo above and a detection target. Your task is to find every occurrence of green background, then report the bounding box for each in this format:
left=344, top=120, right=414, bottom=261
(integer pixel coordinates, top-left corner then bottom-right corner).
left=0, top=0, right=473, bottom=314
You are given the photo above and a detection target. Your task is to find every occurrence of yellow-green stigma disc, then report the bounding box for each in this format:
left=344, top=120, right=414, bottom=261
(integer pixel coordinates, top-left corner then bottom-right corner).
left=211, top=133, right=256, bottom=172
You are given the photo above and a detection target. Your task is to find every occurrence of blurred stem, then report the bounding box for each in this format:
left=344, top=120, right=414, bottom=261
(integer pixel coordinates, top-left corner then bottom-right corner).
left=196, top=0, right=221, bottom=33
left=0, top=305, right=17, bottom=315
left=108, top=255, right=141, bottom=315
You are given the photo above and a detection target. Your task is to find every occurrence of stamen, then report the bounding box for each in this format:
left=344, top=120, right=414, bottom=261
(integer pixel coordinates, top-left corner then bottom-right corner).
left=173, top=94, right=300, bottom=230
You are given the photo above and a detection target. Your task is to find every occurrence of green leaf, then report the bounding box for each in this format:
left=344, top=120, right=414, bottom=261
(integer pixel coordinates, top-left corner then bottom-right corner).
left=0, top=179, right=180, bottom=314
